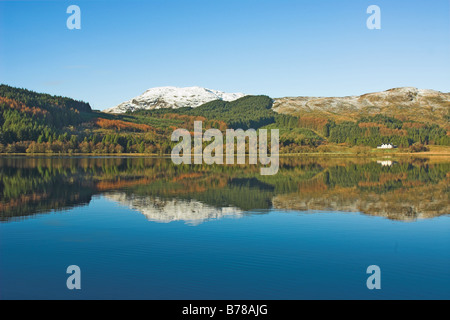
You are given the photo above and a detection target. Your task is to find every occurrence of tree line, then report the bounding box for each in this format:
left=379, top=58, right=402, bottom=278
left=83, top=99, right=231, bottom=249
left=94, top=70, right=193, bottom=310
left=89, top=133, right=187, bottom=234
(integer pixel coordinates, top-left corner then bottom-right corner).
left=1, top=85, right=449, bottom=154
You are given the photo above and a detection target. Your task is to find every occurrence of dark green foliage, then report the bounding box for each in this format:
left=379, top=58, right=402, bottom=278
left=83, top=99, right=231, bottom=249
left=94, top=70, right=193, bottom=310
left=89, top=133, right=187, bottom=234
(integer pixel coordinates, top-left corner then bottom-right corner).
left=324, top=162, right=449, bottom=193
left=409, top=143, right=430, bottom=153
left=1, top=84, right=449, bottom=153
left=328, top=116, right=450, bottom=147
left=135, top=95, right=280, bottom=130
left=359, top=114, right=403, bottom=129
left=0, top=84, right=91, bottom=113
left=0, top=103, right=52, bottom=144
left=190, top=95, right=275, bottom=129
left=0, top=85, right=92, bottom=145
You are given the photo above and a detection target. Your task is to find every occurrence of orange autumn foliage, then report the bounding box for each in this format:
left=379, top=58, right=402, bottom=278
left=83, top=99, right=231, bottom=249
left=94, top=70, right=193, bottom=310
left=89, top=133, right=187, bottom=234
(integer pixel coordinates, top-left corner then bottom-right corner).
left=94, top=118, right=155, bottom=132
left=95, top=178, right=155, bottom=191
left=358, top=122, right=380, bottom=128
left=402, top=122, right=426, bottom=129
left=163, top=114, right=227, bottom=131
left=358, top=122, right=407, bottom=136
left=0, top=97, right=48, bottom=116
left=298, top=116, right=329, bottom=131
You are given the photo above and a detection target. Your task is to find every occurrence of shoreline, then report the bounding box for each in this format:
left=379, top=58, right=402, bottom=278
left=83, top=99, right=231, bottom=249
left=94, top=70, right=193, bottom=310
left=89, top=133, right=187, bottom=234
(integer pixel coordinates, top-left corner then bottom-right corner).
left=0, top=151, right=449, bottom=158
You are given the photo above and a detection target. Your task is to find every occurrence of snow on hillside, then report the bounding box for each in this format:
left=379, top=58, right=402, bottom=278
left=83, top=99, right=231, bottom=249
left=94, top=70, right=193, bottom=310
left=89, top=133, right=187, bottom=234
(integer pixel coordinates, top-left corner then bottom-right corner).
left=105, top=86, right=246, bottom=113
left=273, top=87, right=450, bottom=114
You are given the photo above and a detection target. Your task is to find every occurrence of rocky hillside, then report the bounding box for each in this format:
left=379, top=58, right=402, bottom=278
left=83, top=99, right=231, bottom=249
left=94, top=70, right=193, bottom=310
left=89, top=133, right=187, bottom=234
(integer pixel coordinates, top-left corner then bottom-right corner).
left=273, top=87, right=450, bottom=128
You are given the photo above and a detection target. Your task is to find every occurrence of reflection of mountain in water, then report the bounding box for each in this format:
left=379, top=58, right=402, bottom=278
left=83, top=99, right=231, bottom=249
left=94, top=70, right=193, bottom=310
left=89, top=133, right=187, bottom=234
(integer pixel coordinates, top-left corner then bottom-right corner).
left=272, top=160, right=450, bottom=221
left=106, top=193, right=243, bottom=226
left=170, top=178, right=275, bottom=211
left=103, top=177, right=274, bottom=224
left=273, top=179, right=449, bottom=222
left=0, top=157, right=448, bottom=223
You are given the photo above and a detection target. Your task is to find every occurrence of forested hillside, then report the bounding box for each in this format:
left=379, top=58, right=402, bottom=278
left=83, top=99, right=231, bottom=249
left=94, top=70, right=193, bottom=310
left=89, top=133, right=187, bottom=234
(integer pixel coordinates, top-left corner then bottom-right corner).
left=0, top=85, right=449, bottom=154
left=134, top=95, right=279, bottom=129
left=0, top=85, right=91, bottom=148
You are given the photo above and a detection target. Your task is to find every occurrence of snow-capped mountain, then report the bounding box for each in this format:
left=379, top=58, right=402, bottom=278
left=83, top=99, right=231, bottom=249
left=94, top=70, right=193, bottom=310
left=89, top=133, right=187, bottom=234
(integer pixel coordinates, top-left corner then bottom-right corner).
left=105, top=86, right=246, bottom=113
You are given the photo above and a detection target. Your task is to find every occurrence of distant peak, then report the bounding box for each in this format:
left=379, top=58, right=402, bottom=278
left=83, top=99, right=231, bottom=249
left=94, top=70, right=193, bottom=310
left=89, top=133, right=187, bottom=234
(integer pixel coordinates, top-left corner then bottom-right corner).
left=105, top=86, right=246, bottom=113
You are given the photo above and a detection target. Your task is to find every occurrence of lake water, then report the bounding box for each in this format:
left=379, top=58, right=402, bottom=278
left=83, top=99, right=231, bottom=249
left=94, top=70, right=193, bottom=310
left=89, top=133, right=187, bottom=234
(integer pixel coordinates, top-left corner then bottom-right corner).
left=0, top=157, right=449, bottom=299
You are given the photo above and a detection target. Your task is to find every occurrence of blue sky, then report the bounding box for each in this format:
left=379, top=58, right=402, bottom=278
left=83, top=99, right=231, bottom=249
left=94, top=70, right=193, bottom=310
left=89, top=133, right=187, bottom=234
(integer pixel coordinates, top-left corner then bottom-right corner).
left=1, top=0, right=449, bottom=110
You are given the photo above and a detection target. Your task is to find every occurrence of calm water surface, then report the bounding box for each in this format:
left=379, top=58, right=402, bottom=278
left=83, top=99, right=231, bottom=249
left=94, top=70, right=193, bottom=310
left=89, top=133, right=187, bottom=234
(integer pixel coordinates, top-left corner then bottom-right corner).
left=0, top=157, right=449, bottom=299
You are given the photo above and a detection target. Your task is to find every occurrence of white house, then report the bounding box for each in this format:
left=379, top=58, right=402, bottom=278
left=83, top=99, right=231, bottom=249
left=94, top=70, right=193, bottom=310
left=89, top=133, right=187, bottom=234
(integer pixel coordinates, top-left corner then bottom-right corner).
left=377, top=144, right=397, bottom=149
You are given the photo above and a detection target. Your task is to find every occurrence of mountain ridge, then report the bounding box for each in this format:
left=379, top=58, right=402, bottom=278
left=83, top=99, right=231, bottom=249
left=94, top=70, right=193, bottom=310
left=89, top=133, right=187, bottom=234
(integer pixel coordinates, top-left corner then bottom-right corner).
left=105, top=86, right=450, bottom=128
left=273, top=87, right=450, bottom=128
left=105, top=86, right=246, bottom=113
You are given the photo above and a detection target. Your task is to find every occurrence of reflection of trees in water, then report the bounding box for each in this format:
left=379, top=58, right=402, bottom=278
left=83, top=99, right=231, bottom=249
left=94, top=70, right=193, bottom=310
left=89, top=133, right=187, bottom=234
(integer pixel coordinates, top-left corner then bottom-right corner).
left=275, top=161, right=450, bottom=221
left=0, top=157, right=448, bottom=222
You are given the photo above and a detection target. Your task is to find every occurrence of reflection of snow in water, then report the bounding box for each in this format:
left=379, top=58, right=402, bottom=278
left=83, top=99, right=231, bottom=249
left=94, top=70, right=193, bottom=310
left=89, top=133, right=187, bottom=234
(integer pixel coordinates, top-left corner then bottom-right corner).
left=105, top=193, right=243, bottom=226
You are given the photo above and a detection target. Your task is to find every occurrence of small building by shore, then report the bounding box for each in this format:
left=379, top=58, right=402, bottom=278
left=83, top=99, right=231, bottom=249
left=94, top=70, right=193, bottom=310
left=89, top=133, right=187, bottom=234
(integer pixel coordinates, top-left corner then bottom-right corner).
left=377, top=143, right=397, bottom=149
